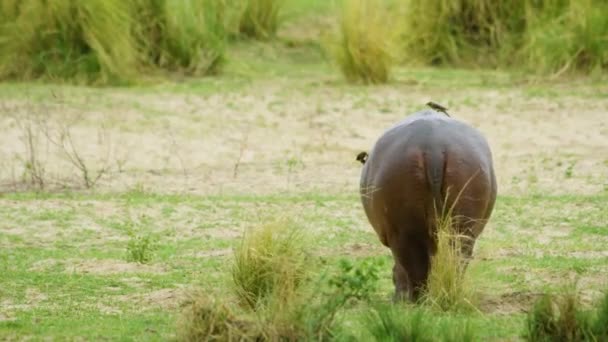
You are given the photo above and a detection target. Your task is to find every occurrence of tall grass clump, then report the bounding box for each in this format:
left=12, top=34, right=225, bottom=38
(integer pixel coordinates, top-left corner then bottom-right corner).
left=328, top=0, right=395, bottom=84
left=0, top=0, right=228, bottom=84
left=0, top=0, right=139, bottom=83
left=591, top=291, right=608, bottom=339
left=231, top=218, right=309, bottom=311
left=518, top=0, right=608, bottom=76
left=423, top=213, right=475, bottom=312
left=237, top=0, right=283, bottom=39
left=133, top=0, right=227, bottom=75
left=525, top=285, right=595, bottom=342
left=398, top=0, right=608, bottom=75
left=399, top=0, right=529, bottom=66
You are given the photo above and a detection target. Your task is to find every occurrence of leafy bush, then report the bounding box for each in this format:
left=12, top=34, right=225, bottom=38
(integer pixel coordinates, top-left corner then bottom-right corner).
left=328, top=0, right=395, bottom=84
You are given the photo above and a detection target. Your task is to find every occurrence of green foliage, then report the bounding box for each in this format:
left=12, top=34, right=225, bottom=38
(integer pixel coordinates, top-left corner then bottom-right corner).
left=0, top=0, right=228, bottom=84
left=398, top=0, right=608, bottom=75
left=364, top=304, right=476, bottom=342
left=328, top=0, right=395, bottom=84
left=123, top=215, right=157, bottom=264
left=231, top=218, right=309, bottom=310
left=126, top=232, right=156, bottom=264
left=264, top=258, right=381, bottom=341
left=238, top=0, right=284, bottom=39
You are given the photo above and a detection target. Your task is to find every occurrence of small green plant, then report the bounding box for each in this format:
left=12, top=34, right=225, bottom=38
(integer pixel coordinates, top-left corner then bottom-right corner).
left=231, top=218, right=309, bottom=310
left=564, top=162, right=576, bottom=178
left=126, top=230, right=157, bottom=264
left=237, top=0, right=283, bottom=39
left=328, top=0, right=395, bottom=84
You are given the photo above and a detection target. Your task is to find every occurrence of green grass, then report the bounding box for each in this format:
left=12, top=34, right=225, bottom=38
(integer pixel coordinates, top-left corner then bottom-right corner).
left=1, top=190, right=606, bottom=340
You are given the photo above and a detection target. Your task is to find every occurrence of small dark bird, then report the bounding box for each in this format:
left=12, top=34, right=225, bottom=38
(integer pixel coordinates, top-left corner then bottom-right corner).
left=356, top=151, right=368, bottom=165
left=426, top=101, right=450, bottom=117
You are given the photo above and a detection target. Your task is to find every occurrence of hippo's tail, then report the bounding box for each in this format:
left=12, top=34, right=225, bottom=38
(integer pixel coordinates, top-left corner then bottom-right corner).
left=425, top=148, right=446, bottom=218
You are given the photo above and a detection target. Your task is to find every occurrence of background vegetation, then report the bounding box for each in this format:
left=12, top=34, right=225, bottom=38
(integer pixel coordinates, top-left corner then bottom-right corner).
left=0, top=0, right=606, bottom=84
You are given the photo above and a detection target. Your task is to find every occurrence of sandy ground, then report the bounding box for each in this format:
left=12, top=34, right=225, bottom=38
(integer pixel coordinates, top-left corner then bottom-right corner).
left=0, top=80, right=606, bottom=196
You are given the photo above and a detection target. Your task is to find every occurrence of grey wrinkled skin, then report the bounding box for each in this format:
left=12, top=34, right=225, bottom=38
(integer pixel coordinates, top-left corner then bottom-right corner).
left=360, top=110, right=497, bottom=301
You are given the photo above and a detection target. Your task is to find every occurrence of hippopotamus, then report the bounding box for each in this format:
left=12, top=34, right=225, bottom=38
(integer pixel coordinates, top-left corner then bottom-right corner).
left=358, top=108, right=496, bottom=301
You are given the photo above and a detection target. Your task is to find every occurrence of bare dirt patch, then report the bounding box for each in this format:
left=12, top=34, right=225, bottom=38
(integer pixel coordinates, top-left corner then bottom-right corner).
left=65, top=259, right=166, bottom=275
left=114, top=288, right=184, bottom=311
left=478, top=291, right=545, bottom=315
left=192, top=249, right=233, bottom=258
left=1, top=80, right=606, bottom=196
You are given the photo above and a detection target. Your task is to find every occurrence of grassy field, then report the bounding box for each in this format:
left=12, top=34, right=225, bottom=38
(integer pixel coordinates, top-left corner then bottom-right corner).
left=1, top=1, right=608, bottom=341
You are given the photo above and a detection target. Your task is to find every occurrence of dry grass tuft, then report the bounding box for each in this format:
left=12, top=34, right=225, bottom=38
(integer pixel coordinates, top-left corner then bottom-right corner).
left=177, top=290, right=260, bottom=342
left=423, top=213, right=476, bottom=312
left=231, top=217, right=309, bottom=310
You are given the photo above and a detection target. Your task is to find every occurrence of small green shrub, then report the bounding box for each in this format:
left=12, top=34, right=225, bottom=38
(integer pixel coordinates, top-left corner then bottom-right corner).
left=328, top=0, right=395, bottom=84
left=126, top=232, right=156, bottom=264
left=231, top=218, right=309, bottom=310
left=238, top=0, right=283, bottom=39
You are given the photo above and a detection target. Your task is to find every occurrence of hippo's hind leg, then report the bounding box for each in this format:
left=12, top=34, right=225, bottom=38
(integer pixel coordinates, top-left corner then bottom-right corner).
left=389, top=231, right=432, bottom=302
